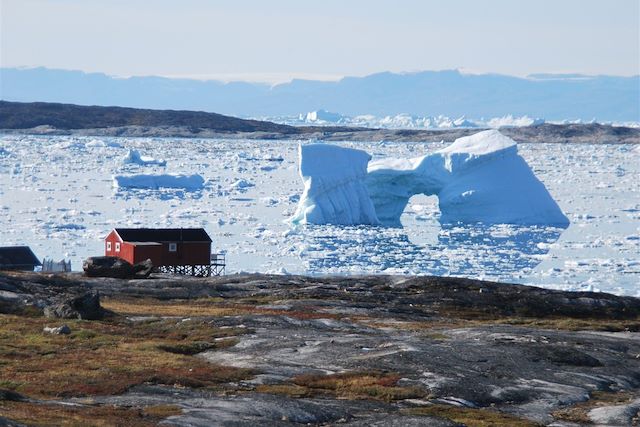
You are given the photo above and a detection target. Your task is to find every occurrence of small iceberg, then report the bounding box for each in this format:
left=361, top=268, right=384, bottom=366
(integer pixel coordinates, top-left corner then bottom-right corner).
left=86, top=139, right=123, bottom=148
left=113, top=173, right=204, bottom=190
left=230, top=179, right=255, bottom=192
left=123, top=149, right=167, bottom=166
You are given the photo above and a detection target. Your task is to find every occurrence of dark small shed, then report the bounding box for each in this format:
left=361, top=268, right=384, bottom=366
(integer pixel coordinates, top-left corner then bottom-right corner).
left=0, top=246, right=42, bottom=271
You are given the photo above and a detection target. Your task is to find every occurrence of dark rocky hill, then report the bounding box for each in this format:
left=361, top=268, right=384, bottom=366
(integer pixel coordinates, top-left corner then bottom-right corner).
left=0, top=100, right=297, bottom=133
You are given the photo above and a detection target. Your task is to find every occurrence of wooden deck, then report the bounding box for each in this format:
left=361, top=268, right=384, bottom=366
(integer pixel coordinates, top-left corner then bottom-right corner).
left=156, top=253, right=226, bottom=277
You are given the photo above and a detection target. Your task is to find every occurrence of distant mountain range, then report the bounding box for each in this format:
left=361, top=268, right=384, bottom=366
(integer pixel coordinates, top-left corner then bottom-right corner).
left=1, top=67, right=638, bottom=121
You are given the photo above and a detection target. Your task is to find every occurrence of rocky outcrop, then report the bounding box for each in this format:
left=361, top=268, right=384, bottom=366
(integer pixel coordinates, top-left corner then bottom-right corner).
left=43, top=290, right=104, bottom=320
left=1, top=271, right=639, bottom=426
left=0, top=272, right=106, bottom=319
left=132, top=258, right=154, bottom=278
left=82, top=256, right=153, bottom=279
left=589, top=398, right=640, bottom=426
left=0, top=389, right=26, bottom=402
left=83, top=256, right=136, bottom=279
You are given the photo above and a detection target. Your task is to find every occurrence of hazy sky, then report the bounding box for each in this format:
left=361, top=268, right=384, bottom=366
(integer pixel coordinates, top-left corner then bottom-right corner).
left=1, top=0, right=638, bottom=83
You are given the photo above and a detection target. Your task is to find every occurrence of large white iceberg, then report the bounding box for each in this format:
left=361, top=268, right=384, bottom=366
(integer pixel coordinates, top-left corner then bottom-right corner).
left=113, top=173, right=204, bottom=190
left=291, top=144, right=379, bottom=225
left=291, top=130, right=569, bottom=227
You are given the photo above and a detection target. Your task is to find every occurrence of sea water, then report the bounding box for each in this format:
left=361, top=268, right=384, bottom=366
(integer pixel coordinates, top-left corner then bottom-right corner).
left=0, top=135, right=637, bottom=295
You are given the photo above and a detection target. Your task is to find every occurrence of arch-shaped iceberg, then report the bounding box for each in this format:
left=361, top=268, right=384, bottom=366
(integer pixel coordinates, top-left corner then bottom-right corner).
left=291, top=130, right=569, bottom=228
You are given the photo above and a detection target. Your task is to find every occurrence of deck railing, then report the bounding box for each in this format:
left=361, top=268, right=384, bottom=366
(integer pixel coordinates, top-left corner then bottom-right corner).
left=210, top=253, right=226, bottom=276
left=155, top=253, right=226, bottom=277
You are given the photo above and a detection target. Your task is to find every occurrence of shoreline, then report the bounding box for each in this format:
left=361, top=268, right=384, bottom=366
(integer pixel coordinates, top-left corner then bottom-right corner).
left=1, top=101, right=638, bottom=144
left=2, top=122, right=640, bottom=144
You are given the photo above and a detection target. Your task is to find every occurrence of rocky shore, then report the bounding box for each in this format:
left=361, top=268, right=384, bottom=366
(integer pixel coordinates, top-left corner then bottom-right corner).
left=1, top=271, right=640, bottom=426
left=1, top=101, right=639, bottom=144
left=3, top=122, right=639, bottom=144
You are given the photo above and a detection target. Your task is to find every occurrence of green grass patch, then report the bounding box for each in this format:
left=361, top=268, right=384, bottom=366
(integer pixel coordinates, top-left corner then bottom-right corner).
left=157, top=337, right=239, bottom=355
left=0, top=313, right=253, bottom=399
left=0, top=401, right=182, bottom=426
left=102, top=297, right=342, bottom=322
left=552, top=390, right=638, bottom=424
left=405, top=404, right=542, bottom=427
left=362, top=315, right=640, bottom=333
left=259, top=371, right=427, bottom=402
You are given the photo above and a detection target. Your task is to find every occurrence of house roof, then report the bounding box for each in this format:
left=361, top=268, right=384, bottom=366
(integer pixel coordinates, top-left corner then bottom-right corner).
left=128, top=242, right=163, bottom=246
left=0, top=246, right=42, bottom=267
left=113, top=228, right=212, bottom=243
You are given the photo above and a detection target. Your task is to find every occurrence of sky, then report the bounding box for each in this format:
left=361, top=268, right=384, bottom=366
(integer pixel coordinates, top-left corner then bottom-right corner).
left=1, top=0, right=639, bottom=83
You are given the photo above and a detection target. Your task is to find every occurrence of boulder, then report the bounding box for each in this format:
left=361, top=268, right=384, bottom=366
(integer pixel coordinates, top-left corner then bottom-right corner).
left=588, top=399, right=640, bottom=426
left=0, top=416, right=26, bottom=427
left=43, top=324, right=71, bottom=335
left=83, top=256, right=135, bottom=279
left=0, top=389, right=26, bottom=402
left=44, top=290, right=104, bottom=320
left=133, top=258, right=154, bottom=278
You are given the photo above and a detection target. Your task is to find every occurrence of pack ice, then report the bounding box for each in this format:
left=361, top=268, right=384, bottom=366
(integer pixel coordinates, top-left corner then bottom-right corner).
left=113, top=173, right=204, bottom=190
left=291, top=130, right=569, bottom=227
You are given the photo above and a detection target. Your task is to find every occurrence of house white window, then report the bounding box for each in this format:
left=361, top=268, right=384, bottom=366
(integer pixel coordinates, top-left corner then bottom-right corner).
left=115, top=242, right=121, bottom=252
left=169, top=243, right=177, bottom=252
left=106, top=241, right=112, bottom=251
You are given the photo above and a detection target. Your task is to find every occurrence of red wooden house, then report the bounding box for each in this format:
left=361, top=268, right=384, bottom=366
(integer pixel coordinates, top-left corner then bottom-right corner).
left=104, top=228, right=224, bottom=276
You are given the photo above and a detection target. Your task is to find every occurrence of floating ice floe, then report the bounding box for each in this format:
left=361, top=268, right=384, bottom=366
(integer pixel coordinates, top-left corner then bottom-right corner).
left=123, top=149, right=167, bottom=166
left=113, top=173, right=204, bottom=190
left=55, top=140, right=87, bottom=150
left=230, top=179, right=255, bottom=192
left=86, top=139, right=123, bottom=148
left=292, top=130, right=569, bottom=227
left=54, top=139, right=123, bottom=150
